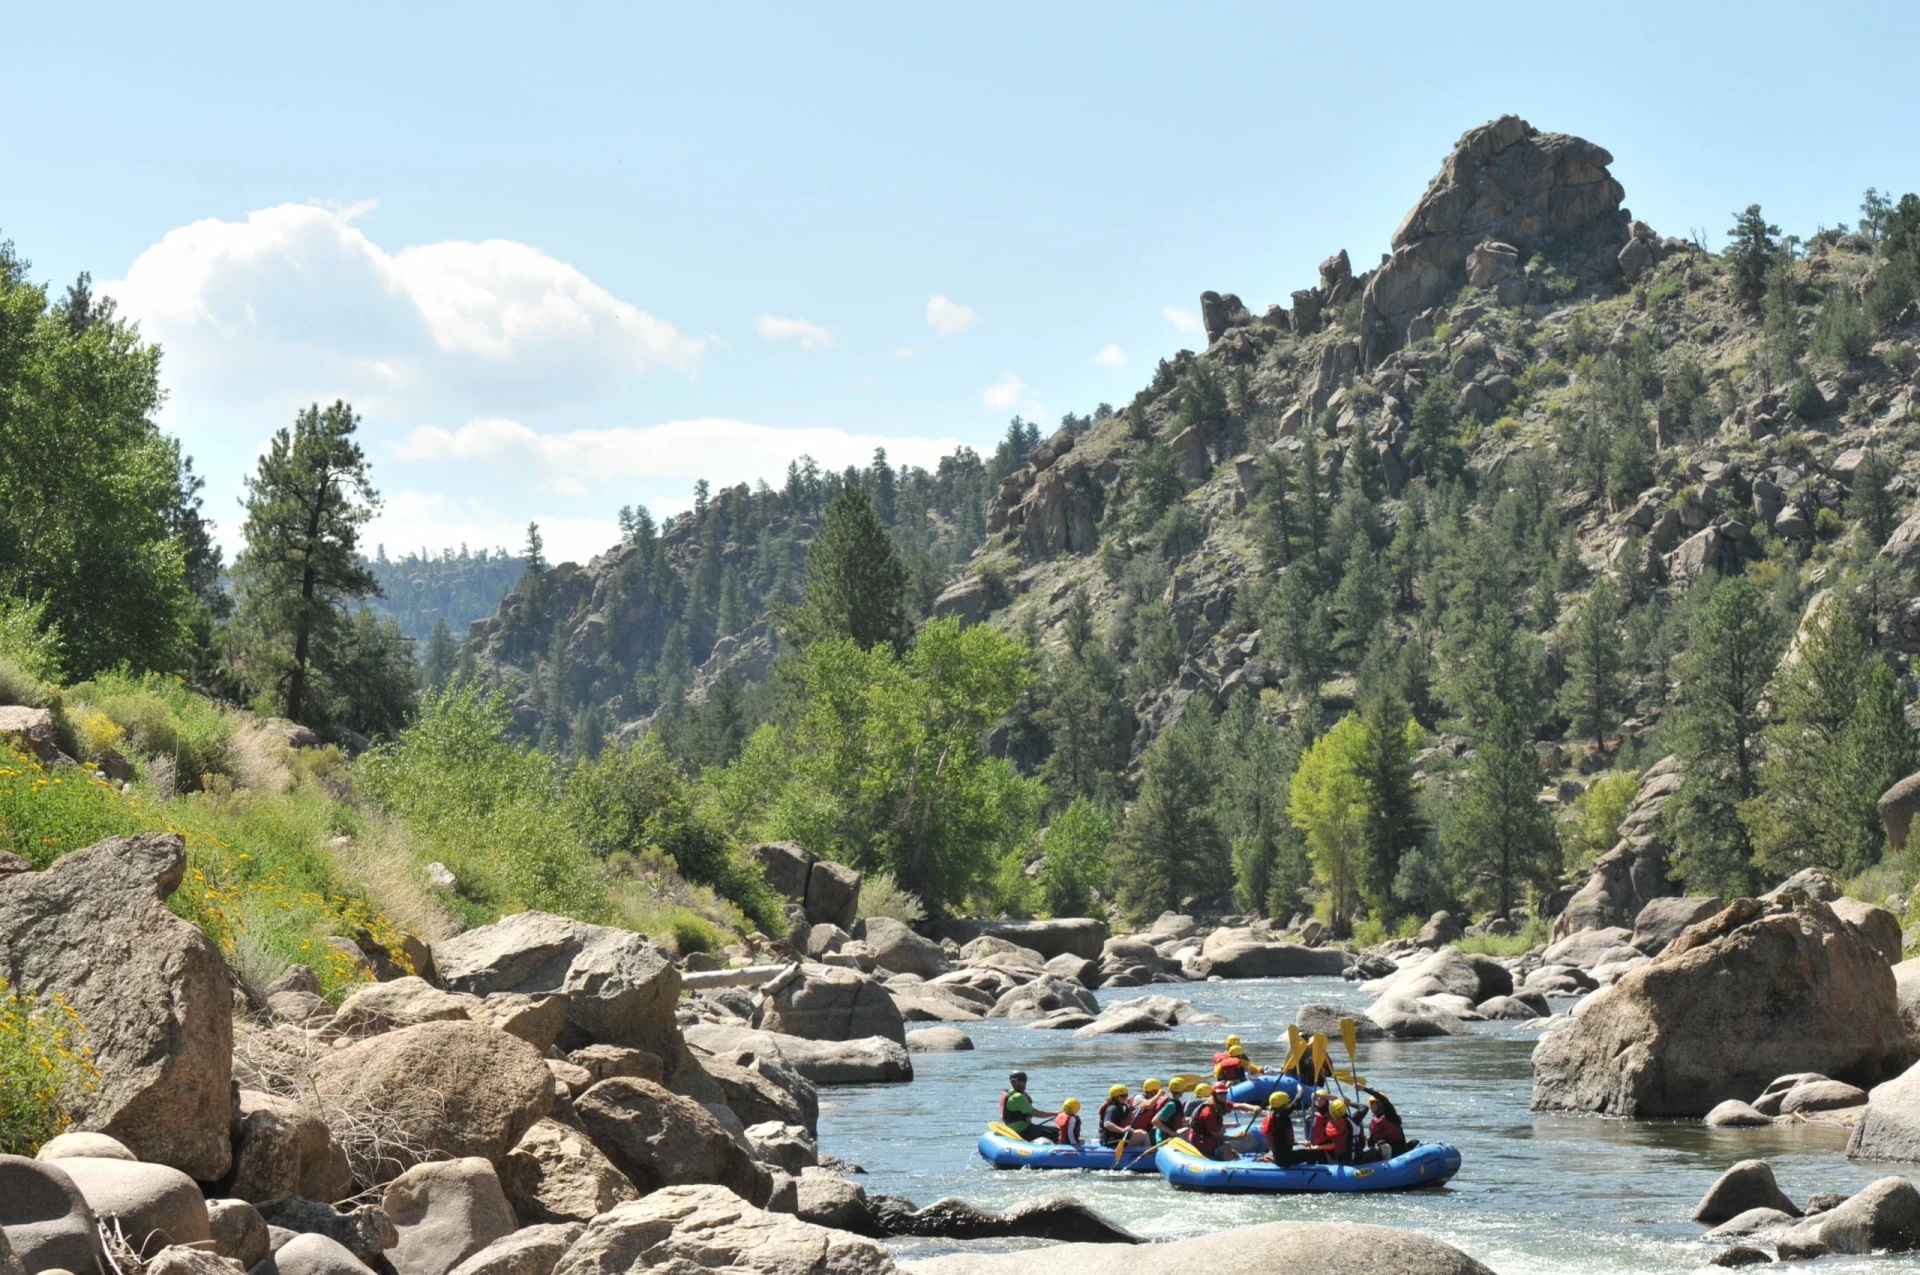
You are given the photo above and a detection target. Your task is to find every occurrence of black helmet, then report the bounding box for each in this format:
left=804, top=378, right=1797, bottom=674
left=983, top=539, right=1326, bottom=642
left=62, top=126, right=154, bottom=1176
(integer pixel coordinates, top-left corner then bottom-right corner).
left=1009, top=1071, right=1027, bottom=1086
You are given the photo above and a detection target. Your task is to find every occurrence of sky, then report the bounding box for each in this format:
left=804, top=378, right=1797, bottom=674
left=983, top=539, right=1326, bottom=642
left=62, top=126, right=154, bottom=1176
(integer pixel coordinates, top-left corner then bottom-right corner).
left=7, top=2, right=1919, bottom=564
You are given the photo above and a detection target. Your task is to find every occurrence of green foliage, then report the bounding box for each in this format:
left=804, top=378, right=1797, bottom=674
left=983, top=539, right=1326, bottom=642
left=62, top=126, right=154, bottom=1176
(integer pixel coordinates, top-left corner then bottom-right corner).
left=1785, top=374, right=1827, bottom=420
left=1665, top=576, right=1782, bottom=897
left=233, top=401, right=413, bottom=735
left=1355, top=693, right=1425, bottom=915
left=1289, top=713, right=1372, bottom=935
left=0, top=248, right=195, bottom=678
left=1039, top=798, right=1111, bottom=916
left=72, top=670, right=234, bottom=787
left=1563, top=769, right=1639, bottom=872
left=1813, top=287, right=1873, bottom=364
left=1726, top=205, right=1781, bottom=303
left=1407, top=385, right=1464, bottom=481
left=856, top=870, right=927, bottom=924
left=1112, top=712, right=1227, bottom=918
left=0, top=982, right=97, bottom=1154
left=785, top=485, right=911, bottom=654
left=1557, top=575, right=1626, bottom=747
left=1456, top=916, right=1552, bottom=957
left=365, top=547, right=524, bottom=643
left=358, top=684, right=611, bottom=922
left=565, top=737, right=782, bottom=933
left=1848, top=453, right=1901, bottom=548
left=1446, top=706, right=1556, bottom=918
left=1038, top=590, right=1131, bottom=807
left=1215, top=692, right=1307, bottom=917
left=710, top=619, right=1042, bottom=914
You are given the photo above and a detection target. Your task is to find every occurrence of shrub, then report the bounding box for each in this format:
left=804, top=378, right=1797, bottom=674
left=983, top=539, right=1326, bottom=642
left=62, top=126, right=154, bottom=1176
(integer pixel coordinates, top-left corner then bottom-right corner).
left=0, top=747, right=138, bottom=865
left=1456, top=916, right=1552, bottom=956
left=0, top=982, right=98, bottom=1154
left=1786, top=374, right=1828, bottom=420
left=1562, top=770, right=1639, bottom=873
left=857, top=870, right=926, bottom=924
left=72, top=671, right=233, bottom=786
left=1039, top=799, right=1112, bottom=917
left=1814, top=289, right=1873, bottom=363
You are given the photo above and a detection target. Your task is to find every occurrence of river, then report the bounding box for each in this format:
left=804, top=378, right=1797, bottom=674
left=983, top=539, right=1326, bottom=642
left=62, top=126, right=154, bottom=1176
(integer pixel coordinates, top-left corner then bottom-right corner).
left=815, top=976, right=1919, bottom=1273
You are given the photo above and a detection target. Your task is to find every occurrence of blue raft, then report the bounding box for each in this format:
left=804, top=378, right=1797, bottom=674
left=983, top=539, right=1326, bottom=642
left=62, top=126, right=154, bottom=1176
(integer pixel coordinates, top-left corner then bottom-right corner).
left=976, top=1123, right=1160, bottom=1172
left=1156, top=1135, right=1462, bottom=1193
left=1224, top=1072, right=1305, bottom=1108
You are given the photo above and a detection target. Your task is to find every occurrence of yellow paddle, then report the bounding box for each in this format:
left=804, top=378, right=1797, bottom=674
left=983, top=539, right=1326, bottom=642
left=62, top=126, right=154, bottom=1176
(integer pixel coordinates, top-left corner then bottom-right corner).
left=988, top=1120, right=1023, bottom=1140
left=1339, top=1016, right=1365, bottom=1090
left=1283, top=1024, right=1306, bottom=1071
left=1171, top=1073, right=1206, bottom=1090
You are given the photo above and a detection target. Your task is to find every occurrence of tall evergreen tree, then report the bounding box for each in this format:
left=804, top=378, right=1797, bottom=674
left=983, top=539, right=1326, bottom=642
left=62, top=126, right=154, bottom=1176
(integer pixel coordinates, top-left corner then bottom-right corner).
left=233, top=401, right=387, bottom=727
left=421, top=618, right=457, bottom=692
left=785, top=486, right=911, bottom=652
left=1558, top=574, right=1626, bottom=748
left=1215, top=691, right=1305, bottom=916
left=1848, top=453, right=1900, bottom=548
left=1726, top=205, right=1781, bottom=304
left=1355, top=692, right=1426, bottom=917
left=1113, top=715, right=1229, bottom=917
left=1038, top=590, right=1131, bottom=806
left=1665, top=575, right=1782, bottom=896
left=1446, top=705, right=1556, bottom=918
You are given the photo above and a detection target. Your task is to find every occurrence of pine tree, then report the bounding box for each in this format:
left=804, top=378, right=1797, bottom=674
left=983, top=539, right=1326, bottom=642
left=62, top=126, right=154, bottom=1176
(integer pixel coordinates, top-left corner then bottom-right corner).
left=522, top=521, right=547, bottom=574
left=716, top=565, right=745, bottom=638
left=1356, top=692, right=1426, bottom=917
left=1255, top=450, right=1298, bottom=568
left=1834, top=662, right=1920, bottom=873
left=868, top=447, right=897, bottom=523
left=1039, top=590, right=1131, bottom=806
left=785, top=486, right=911, bottom=652
left=1113, top=715, right=1228, bottom=917
left=1848, top=453, right=1900, bottom=548
left=1726, top=205, right=1781, bottom=304
left=1446, top=705, right=1556, bottom=918
left=1331, top=540, right=1388, bottom=658
left=1666, top=575, right=1782, bottom=896
left=1558, top=574, right=1626, bottom=748
left=1216, top=691, right=1303, bottom=915
left=421, top=618, right=457, bottom=692
left=233, top=401, right=385, bottom=726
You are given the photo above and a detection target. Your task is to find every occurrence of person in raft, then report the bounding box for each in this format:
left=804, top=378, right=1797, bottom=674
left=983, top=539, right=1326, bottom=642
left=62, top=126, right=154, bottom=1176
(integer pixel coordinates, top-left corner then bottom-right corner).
left=1255, top=1089, right=1308, bottom=1166
left=1212, top=1035, right=1261, bottom=1085
left=999, top=1072, right=1058, bottom=1141
left=1152, top=1078, right=1190, bottom=1143
left=1360, top=1088, right=1411, bottom=1160
left=1097, top=1084, right=1137, bottom=1148
left=1051, top=1097, right=1084, bottom=1145
left=1303, top=1092, right=1355, bottom=1163
left=1184, top=1083, right=1261, bottom=1160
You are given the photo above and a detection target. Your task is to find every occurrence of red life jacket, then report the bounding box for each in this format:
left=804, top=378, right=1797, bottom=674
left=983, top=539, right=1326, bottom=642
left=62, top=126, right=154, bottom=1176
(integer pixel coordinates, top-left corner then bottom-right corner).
left=1054, top=1111, right=1081, bottom=1144
left=999, top=1090, right=1009, bottom=1122
left=1188, top=1102, right=1226, bottom=1155
left=1098, top=1100, right=1132, bottom=1136
left=1130, top=1094, right=1165, bottom=1130
left=1369, top=1112, right=1405, bottom=1148
left=1307, top=1112, right=1349, bottom=1156
left=1215, top=1057, right=1247, bottom=1084
left=1263, top=1110, right=1294, bottom=1151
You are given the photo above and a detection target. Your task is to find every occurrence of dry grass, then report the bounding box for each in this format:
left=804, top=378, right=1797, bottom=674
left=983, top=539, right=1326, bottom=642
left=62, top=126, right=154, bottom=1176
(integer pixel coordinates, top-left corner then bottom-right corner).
left=227, top=717, right=297, bottom=794
left=325, top=817, right=460, bottom=944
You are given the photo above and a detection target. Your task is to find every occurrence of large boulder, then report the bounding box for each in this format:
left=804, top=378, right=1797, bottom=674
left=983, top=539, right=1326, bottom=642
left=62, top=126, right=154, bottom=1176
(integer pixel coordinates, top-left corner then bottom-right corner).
left=903, top=1220, right=1493, bottom=1275
left=986, top=976, right=1098, bottom=1020
left=255, top=1199, right=397, bottom=1267
left=382, top=1159, right=517, bottom=1275
left=0, top=833, right=233, bottom=1178
left=869, top=1196, right=1134, bottom=1244
left=855, top=919, right=950, bottom=980
left=1539, top=926, right=1643, bottom=970
left=1364, top=948, right=1482, bottom=1001
left=573, top=1078, right=771, bottom=1206
left=1788, top=1176, right=1920, bottom=1256
left=1847, top=1055, right=1920, bottom=1161
left=230, top=1090, right=354, bottom=1205
left=683, top=1026, right=912, bottom=1086
left=432, top=913, right=682, bottom=1059
left=1532, top=899, right=1911, bottom=1117
left=55, top=1158, right=208, bottom=1256
left=748, top=844, right=862, bottom=933
left=444, top=1225, right=582, bottom=1275
left=1691, top=1160, right=1801, bottom=1224
left=926, top=920, right=1108, bottom=962
left=331, top=978, right=476, bottom=1038
left=35, top=1132, right=135, bottom=1163
left=499, top=1118, right=638, bottom=1226
left=0, top=1156, right=104, bottom=1275
left=207, top=1200, right=272, bottom=1270
left=759, top=965, right=906, bottom=1045
left=793, top=1169, right=878, bottom=1236
left=1359, top=115, right=1628, bottom=341
left=1555, top=761, right=1682, bottom=937
left=1880, top=770, right=1920, bottom=854
left=550, top=1184, right=892, bottom=1275
left=255, top=1233, right=377, bottom=1275
left=311, top=1021, right=554, bottom=1183
left=1632, top=897, right=1724, bottom=956
left=1830, top=897, right=1903, bottom=964
left=905, top=1026, right=973, bottom=1052
left=1191, top=942, right=1348, bottom=979
left=693, top=1050, right=820, bottom=1133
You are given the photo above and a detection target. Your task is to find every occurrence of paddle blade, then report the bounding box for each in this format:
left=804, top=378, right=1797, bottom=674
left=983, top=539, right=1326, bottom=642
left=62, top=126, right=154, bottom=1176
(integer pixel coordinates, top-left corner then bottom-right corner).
left=1284, top=1024, right=1305, bottom=1070
left=1332, top=1069, right=1367, bottom=1086
left=1311, top=1033, right=1329, bottom=1076
left=988, top=1121, right=1022, bottom=1140
left=1172, top=1073, right=1204, bottom=1090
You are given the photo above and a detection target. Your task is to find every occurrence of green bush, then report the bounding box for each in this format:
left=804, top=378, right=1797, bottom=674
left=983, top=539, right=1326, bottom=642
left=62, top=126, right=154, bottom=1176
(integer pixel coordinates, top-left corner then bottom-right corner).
left=0, top=982, right=98, bottom=1154
left=1786, top=374, right=1828, bottom=420
left=0, top=747, right=138, bottom=865
left=1456, top=916, right=1552, bottom=956
left=1039, top=798, right=1112, bottom=917
left=857, top=870, right=926, bottom=923
left=72, top=671, right=233, bottom=786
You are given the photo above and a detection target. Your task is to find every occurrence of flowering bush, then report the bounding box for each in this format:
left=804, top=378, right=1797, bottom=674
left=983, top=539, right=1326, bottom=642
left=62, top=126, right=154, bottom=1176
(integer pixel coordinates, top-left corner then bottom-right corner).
left=0, top=981, right=99, bottom=1154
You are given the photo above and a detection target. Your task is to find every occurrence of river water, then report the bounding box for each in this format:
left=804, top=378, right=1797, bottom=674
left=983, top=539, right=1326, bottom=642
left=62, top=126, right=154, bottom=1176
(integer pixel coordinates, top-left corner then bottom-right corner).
left=816, top=976, right=1920, bottom=1273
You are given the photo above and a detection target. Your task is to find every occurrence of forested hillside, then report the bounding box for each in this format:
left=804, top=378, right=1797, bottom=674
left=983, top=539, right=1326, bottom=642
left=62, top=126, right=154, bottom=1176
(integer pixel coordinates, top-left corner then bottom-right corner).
left=6, top=113, right=1920, bottom=950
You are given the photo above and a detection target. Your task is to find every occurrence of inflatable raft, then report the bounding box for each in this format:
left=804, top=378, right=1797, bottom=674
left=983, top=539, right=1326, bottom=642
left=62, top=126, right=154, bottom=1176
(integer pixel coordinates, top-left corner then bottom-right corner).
left=976, top=1123, right=1160, bottom=1171
left=1156, top=1135, right=1461, bottom=1193
left=1224, top=1072, right=1305, bottom=1109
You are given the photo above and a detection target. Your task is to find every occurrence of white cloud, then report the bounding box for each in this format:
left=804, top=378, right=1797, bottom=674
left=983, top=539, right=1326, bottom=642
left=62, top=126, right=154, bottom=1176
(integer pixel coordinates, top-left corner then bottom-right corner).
left=370, top=489, right=621, bottom=568
left=101, top=201, right=707, bottom=418
left=754, top=314, right=835, bottom=350
left=890, top=346, right=921, bottom=361
left=1162, top=305, right=1201, bottom=334
left=395, top=415, right=967, bottom=496
left=1091, top=343, right=1127, bottom=369
left=981, top=374, right=1028, bottom=411
left=926, top=294, right=980, bottom=338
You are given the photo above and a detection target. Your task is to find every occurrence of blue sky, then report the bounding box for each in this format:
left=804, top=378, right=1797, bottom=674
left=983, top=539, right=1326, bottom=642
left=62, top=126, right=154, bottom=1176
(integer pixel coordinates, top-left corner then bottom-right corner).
left=9, top=2, right=1919, bottom=563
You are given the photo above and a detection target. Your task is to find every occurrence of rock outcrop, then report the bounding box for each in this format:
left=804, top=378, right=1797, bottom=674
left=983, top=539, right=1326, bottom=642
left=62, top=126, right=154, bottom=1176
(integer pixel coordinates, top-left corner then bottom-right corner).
left=750, top=844, right=861, bottom=934
left=550, top=1185, right=892, bottom=1275
left=1554, top=757, right=1680, bottom=937
left=572, top=1078, right=771, bottom=1206
left=0, top=833, right=233, bottom=1179
left=903, top=1220, right=1494, bottom=1275
left=1362, top=115, right=1629, bottom=342
left=758, top=965, right=905, bottom=1045
left=1532, top=898, right=1910, bottom=1117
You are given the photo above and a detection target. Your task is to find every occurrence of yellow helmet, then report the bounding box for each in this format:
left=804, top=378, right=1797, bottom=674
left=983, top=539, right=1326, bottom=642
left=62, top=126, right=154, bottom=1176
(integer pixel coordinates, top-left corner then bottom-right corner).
left=1193, top=1083, right=1213, bottom=1099
left=1228, top=1044, right=1246, bottom=1058
left=1169, top=1077, right=1190, bottom=1093
left=1330, top=1099, right=1349, bottom=1118
left=1143, top=1078, right=1163, bottom=1094
left=1108, top=1084, right=1128, bottom=1099
left=1225, top=1034, right=1242, bottom=1048
left=1268, top=1091, right=1293, bottom=1109
left=1063, top=1097, right=1081, bottom=1114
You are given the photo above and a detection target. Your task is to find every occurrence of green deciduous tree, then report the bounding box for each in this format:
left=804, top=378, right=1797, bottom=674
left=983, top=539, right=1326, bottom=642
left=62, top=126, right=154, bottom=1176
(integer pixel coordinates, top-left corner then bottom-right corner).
left=1289, top=713, right=1372, bottom=936
left=0, top=246, right=195, bottom=677
left=1446, top=705, right=1556, bottom=918
left=233, top=401, right=410, bottom=732
left=1039, top=797, right=1112, bottom=916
